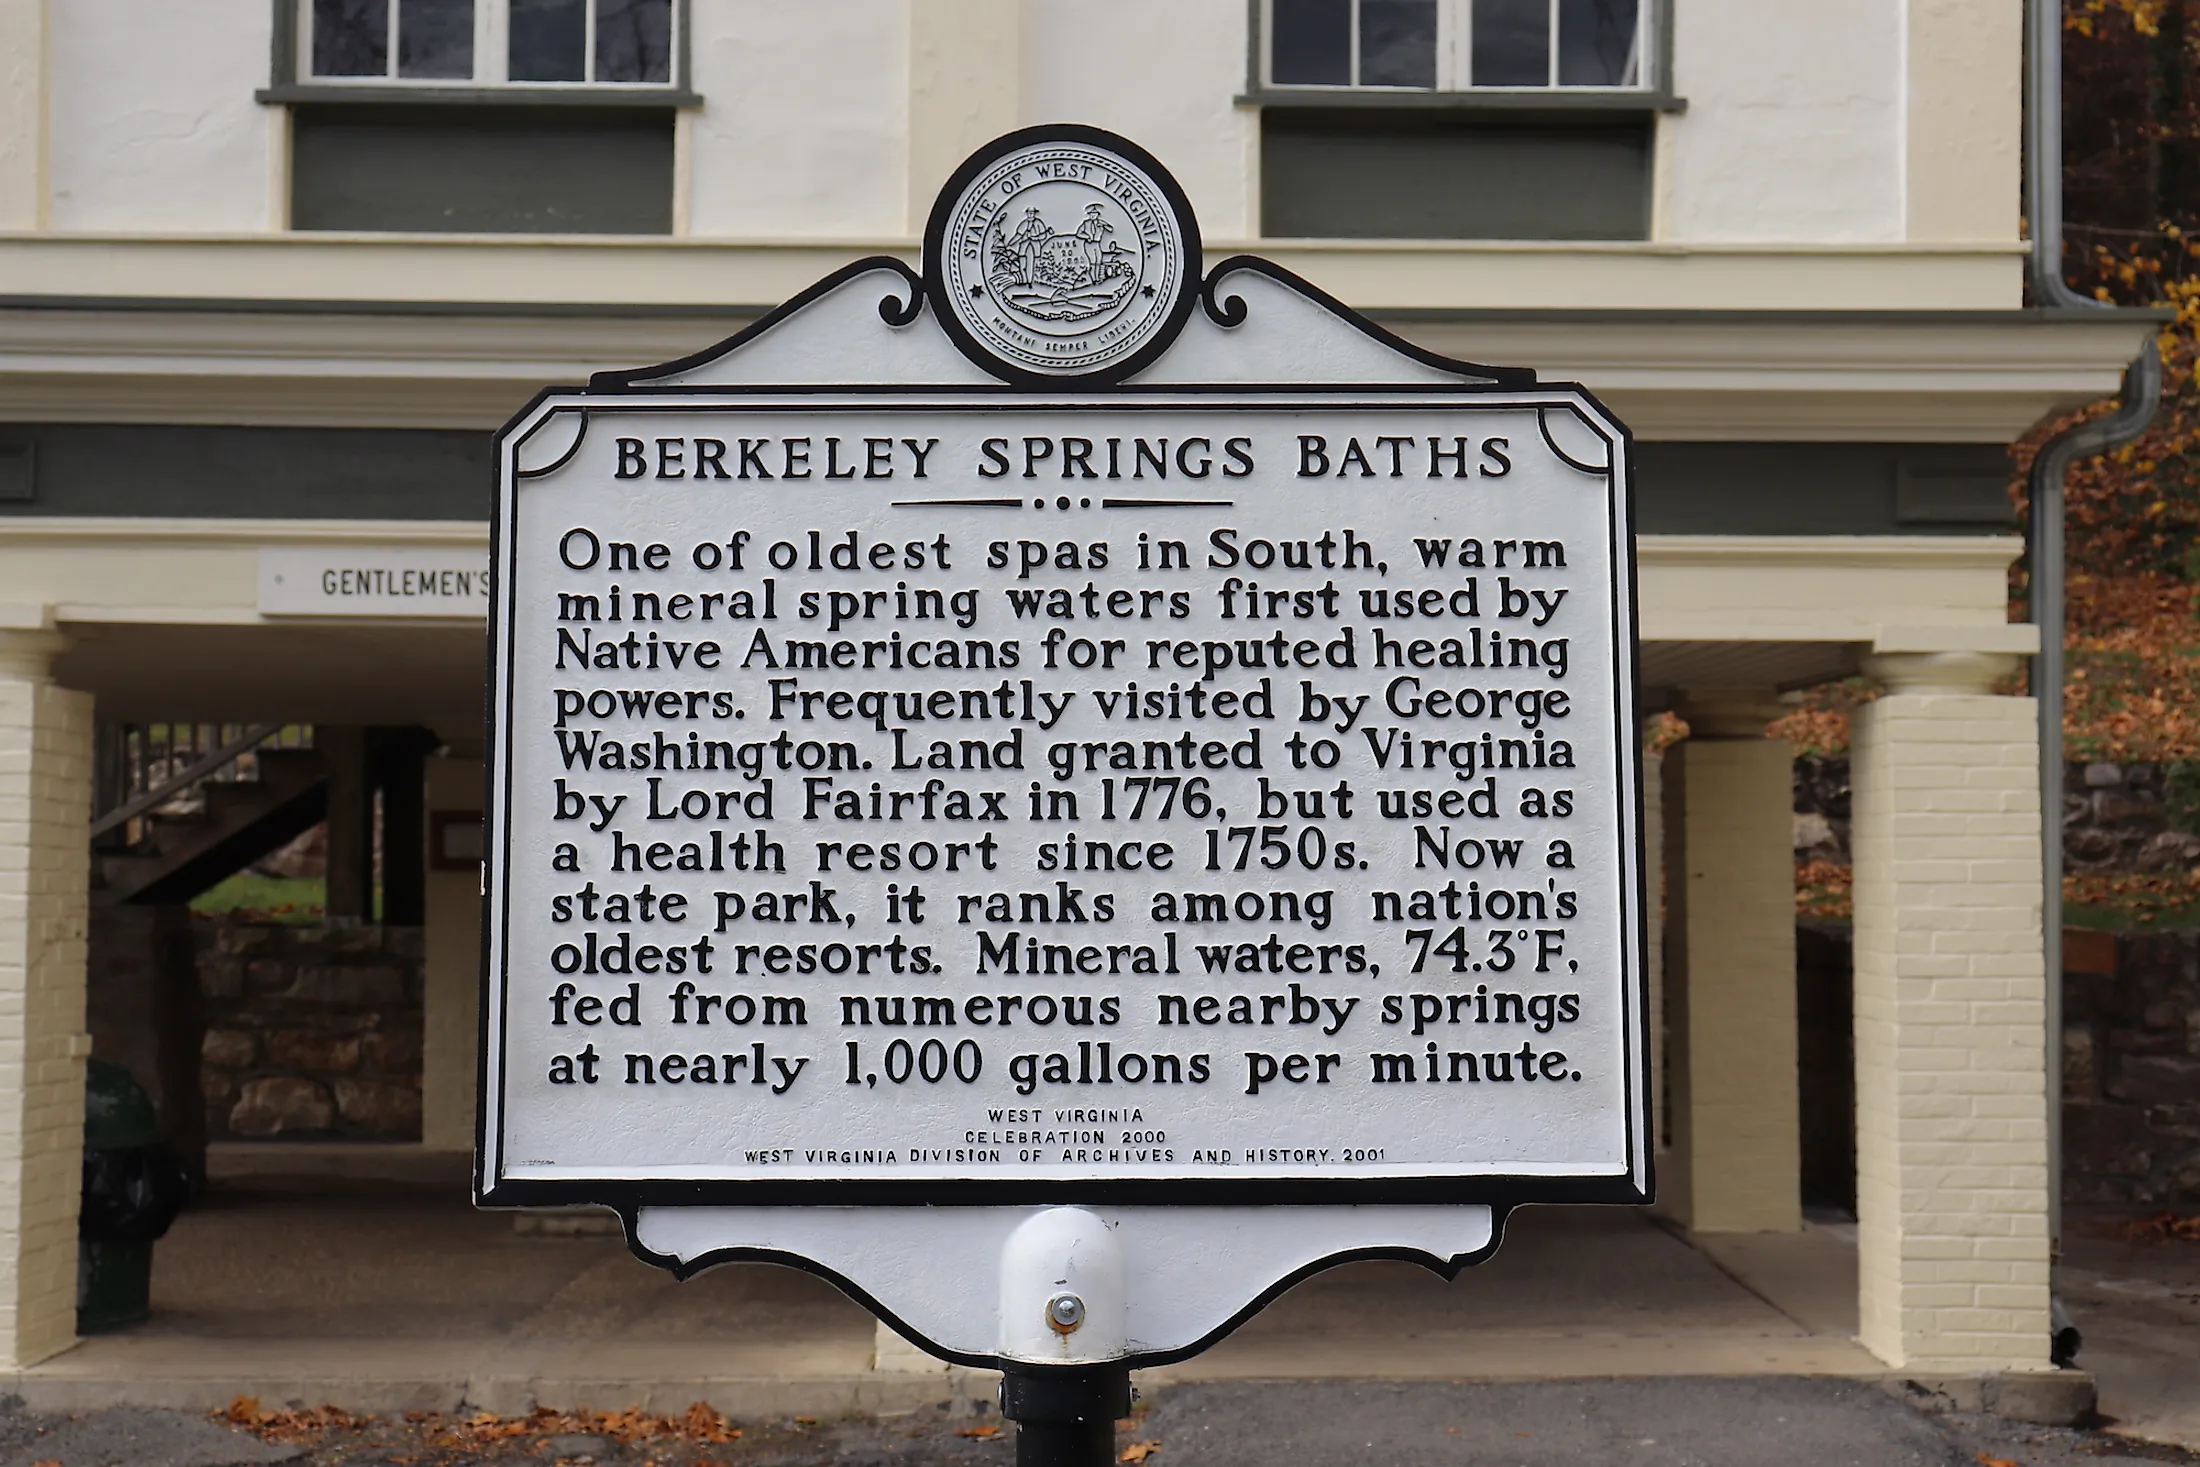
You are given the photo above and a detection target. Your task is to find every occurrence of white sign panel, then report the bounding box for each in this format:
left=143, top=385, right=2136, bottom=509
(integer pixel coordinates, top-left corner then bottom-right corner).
left=259, top=547, right=490, bottom=619
left=485, top=390, right=1644, bottom=1193
left=478, top=125, right=1647, bottom=1366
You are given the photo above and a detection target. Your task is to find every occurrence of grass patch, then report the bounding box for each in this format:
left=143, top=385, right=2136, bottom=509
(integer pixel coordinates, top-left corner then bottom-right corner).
left=2064, top=576, right=2200, bottom=762
left=1794, top=864, right=2200, bottom=929
left=189, top=874, right=324, bottom=923
left=1796, top=860, right=1853, bottom=921
left=2063, top=869, right=2200, bottom=929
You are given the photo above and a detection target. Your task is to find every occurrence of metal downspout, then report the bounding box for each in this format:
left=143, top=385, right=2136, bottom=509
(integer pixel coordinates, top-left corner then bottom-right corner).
left=2026, top=0, right=2165, bottom=1251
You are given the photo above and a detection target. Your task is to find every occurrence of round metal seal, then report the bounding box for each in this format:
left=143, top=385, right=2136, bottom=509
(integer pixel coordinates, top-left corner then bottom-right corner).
left=924, top=125, right=1202, bottom=386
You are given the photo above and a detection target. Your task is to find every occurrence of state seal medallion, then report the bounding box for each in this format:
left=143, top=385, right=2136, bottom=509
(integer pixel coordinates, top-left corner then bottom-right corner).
left=925, top=125, right=1201, bottom=385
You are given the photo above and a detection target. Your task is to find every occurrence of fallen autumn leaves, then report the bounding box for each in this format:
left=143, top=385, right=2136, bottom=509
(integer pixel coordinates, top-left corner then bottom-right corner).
left=220, top=1397, right=745, bottom=1453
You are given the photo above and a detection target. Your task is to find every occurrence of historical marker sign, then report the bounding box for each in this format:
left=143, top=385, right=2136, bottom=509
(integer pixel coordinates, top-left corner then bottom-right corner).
left=479, top=126, right=1647, bottom=1368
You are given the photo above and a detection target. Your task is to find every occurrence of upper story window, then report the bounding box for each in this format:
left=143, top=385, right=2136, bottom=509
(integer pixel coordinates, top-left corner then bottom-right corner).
left=1266, top=0, right=1645, bottom=92
left=304, top=0, right=675, bottom=88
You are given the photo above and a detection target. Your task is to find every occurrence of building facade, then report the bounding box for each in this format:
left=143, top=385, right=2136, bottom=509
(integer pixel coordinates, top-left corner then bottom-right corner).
left=0, top=0, right=2158, bottom=1386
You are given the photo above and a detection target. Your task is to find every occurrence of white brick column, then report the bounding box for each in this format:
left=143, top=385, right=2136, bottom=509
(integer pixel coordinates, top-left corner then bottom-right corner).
left=0, top=612, right=92, bottom=1367
left=1659, top=690, right=1801, bottom=1234
left=1852, top=651, right=2051, bottom=1372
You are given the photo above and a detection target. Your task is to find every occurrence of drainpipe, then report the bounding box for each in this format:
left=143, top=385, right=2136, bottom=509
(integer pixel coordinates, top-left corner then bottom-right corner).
left=2026, top=0, right=2164, bottom=1253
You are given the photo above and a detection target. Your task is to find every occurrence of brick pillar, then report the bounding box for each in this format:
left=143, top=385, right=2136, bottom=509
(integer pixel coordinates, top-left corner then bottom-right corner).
left=1659, top=690, right=1801, bottom=1233
left=0, top=615, right=92, bottom=1366
left=1852, top=651, right=2051, bottom=1372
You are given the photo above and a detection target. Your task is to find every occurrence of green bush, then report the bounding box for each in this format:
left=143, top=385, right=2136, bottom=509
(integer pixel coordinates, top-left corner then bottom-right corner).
left=2165, top=759, right=2200, bottom=834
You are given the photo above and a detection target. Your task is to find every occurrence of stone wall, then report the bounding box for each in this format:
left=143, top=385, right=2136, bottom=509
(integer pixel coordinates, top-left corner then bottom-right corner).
left=2063, top=930, right=2200, bottom=1206
left=1795, top=755, right=2200, bottom=872
left=1793, top=755, right=1852, bottom=864
left=2062, top=761, right=2200, bottom=871
left=86, top=903, right=202, bottom=1166
left=1776, top=923, right=2200, bottom=1209
left=193, top=919, right=425, bottom=1141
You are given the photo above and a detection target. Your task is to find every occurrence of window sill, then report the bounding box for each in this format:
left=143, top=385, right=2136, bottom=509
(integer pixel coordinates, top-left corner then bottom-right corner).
left=258, top=84, right=701, bottom=110
left=1237, top=88, right=1685, bottom=114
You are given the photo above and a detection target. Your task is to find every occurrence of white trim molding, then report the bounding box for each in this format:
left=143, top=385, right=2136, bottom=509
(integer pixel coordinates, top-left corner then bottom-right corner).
left=0, top=299, right=2155, bottom=440
left=0, top=234, right=2028, bottom=312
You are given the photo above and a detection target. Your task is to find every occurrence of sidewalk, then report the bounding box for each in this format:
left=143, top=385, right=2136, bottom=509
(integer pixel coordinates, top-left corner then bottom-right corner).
left=10, top=1378, right=2193, bottom=1467
left=7, top=1144, right=1887, bottom=1418
left=2058, top=1209, right=2200, bottom=1449
left=1148, top=1209, right=1874, bottom=1385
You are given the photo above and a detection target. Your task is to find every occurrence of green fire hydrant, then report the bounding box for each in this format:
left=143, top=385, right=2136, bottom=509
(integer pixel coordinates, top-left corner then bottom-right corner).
left=78, top=1058, right=188, bottom=1333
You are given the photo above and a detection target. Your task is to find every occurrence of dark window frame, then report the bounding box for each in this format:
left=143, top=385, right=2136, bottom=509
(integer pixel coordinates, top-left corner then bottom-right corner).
left=1241, top=0, right=1683, bottom=113
left=261, top=0, right=702, bottom=108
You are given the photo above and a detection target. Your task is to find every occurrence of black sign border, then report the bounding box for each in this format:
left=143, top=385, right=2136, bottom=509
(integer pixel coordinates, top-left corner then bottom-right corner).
left=479, top=383, right=1647, bottom=1217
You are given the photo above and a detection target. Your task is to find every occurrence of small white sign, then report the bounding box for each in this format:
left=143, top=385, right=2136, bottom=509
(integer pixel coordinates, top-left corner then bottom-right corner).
left=259, top=547, right=491, bottom=619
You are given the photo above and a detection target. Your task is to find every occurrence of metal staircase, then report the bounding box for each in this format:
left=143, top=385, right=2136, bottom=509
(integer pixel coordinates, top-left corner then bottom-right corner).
left=90, top=725, right=327, bottom=905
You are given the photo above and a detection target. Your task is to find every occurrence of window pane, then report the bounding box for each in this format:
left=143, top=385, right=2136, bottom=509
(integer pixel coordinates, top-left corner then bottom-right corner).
left=509, top=0, right=585, bottom=81
left=1272, top=0, right=1350, bottom=85
left=1359, top=0, right=1437, bottom=87
left=312, top=0, right=387, bottom=77
left=596, top=0, right=672, bottom=83
left=1558, top=0, right=1639, bottom=85
left=398, top=0, right=473, bottom=78
left=1471, top=0, right=1550, bottom=86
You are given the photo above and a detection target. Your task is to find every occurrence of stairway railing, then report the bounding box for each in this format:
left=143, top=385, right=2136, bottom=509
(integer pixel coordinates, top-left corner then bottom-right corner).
left=90, top=723, right=316, bottom=843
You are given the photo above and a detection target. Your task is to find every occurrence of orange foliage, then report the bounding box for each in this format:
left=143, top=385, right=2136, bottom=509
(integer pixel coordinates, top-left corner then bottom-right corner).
left=224, top=1400, right=744, bottom=1451
left=2121, top=1209, right=2200, bottom=1239
left=1796, top=862, right=2200, bottom=924
left=1766, top=679, right=1884, bottom=760
left=1796, top=860, right=1854, bottom=921
left=2063, top=574, right=2200, bottom=757
left=2015, top=259, right=2200, bottom=591
left=2064, top=865, right=2200, bottom=922
left=217, top=1399, right=366, bottom=1444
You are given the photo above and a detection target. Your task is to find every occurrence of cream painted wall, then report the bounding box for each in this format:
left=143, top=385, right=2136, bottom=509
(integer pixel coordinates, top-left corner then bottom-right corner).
left=0, top=0, right=46, bottom=230
left=1906, top=0, right=2022, bottom=241
left=1658, top=0, right=1905, bottom=243
left=686, top=0, right=908, bottom=239
left=46, top=0, right=272, bottom=232
left=907, top=0, right=1019, bottom=234
left=16, top=0, right=2020, bottom=257
left=1020, top=0, right=1255, bottom=241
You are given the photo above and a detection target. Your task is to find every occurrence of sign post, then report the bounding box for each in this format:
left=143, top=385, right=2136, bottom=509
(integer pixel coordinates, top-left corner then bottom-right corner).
left=480, top=126, right=1648, bottom=1462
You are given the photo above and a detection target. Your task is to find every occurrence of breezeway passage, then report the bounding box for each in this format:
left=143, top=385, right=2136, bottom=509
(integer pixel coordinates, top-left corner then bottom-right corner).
left=23, top=1145, right=1883, bottom=1412
left=0, top=0, right=2162, bottom=1405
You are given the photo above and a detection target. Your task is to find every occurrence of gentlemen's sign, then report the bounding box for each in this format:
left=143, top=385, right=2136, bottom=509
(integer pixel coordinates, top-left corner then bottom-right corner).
left=259, top=547, right=490, bottom=618
left=479, top=127, right=1647, bottom=1365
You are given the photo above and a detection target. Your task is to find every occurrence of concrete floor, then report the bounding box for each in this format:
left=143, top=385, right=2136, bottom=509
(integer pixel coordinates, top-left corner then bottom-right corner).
left=1, top=1143, right=1895, bottom=1416
left=2056, top=1209, right=2200, bottom=1449
left=1152, top=1208, right=1873, bottom=1385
